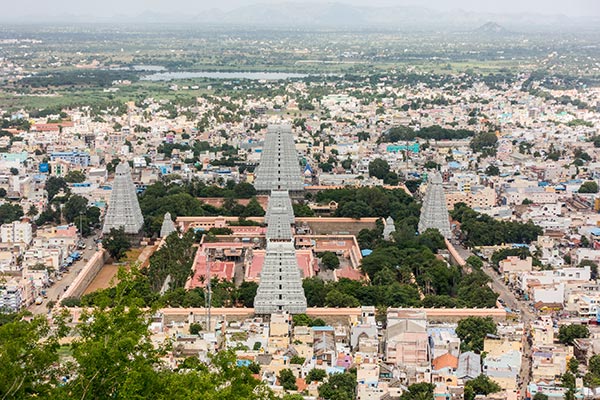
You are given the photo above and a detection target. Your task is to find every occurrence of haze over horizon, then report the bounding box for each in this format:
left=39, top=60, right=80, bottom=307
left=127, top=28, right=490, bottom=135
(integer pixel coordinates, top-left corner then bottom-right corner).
left=3, top=0, right=599, bottom=22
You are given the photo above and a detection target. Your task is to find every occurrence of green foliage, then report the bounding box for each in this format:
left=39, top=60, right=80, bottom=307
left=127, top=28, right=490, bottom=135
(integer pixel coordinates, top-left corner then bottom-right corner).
left=139, top=183, right=206, bottom=236
left=485, top=164, right=500, bottom=176
left=102, top=227, right=132, bottom=261
left=533, top=393, right=549, bottom=400
left=278, top=368, right=297, bottom=391
left=561, top=371, right=576, bottom=389
left=64, top=170, right=86, bottom=183
left=381, top=125, right=476, bottom=142
left=61, top=296, right=81, bottom=307
left=579, top=181, right=599, bottom=194
left=146, top=230, right=196, bottom=291
left=0, top=203, right=24, bottom=224
left=189, top=323, right=203, bottom=335
left=45, top=176, right=69, bottom=201
left=417, top=228, right=446, bottom=252
left=318, top=372, right=356, bottom=400
left=241, top=197, right=265, bottom=217
left=400, top=382, right=435, bottom=400
left=236, top=281, right=258, bottom=307
left=290, top=355, right=305, bottom=365
left=306, top=368, right=327, bottom=382
left=316, top=186, right=420, bottom=225
left=466, top=255, right=484, bottom=269
left=320, top=251, right=340, bottom=270
left=470, top=132, right=498, bottom=155
left=233, top=182, right=257, bottom=198
left=293, top=203, right=315, bottom=217
left=464, top=375, right=501, bottom=400
left=0, top=313, right=65, bottom=399
left=292, top=313, right=311, bottom=326
left=1, top=268, right=273, bottom=399
left=568, top=357, right=579, bottom=374
left=325, top=289, right=361, bottom=307
left=63, top=194, right=88, bottom=223
left=452, top=203, right=542, bottom=246
left=368, top=158, right=390, bottom=180
left=456, top=317, right=497, bottom=353
left=558, top=324, right=590, bottom=345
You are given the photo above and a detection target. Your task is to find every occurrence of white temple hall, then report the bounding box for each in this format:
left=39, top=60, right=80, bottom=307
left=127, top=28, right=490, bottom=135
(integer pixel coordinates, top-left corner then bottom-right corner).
left=102, top=162, right=144, bottom=235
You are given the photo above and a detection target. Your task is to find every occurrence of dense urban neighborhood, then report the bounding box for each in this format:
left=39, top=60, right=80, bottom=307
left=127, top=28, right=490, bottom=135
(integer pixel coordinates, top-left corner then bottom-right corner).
left=1, top=11, right=600, bottom=400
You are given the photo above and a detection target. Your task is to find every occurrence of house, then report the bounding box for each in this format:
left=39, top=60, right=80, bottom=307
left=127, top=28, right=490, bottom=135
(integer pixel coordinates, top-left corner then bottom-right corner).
left=456, top=352, right=481, bottom=381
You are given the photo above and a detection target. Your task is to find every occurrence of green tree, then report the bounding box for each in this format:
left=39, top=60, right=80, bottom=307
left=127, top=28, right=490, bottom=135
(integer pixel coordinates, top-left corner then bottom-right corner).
left=189, top=323, right=203, bottom=335
left=303, top=277, right=327, bottom=307
left=236, top=281, right=258, bottom=307
left=102, top=227, right=132, bottom=261
left=64, top=170, right=86, bottom=183
left=325, top=289, right=360, bottom=308
left=293, top=203, right=315, bottom=217
left=318, top=372, right=356, bottom=400
left=306, top=368, right=327, bottom=382
left=290, top=355, right=305, bottom=365
left=485, top=165, right=500, bottom=176
left=278, top=368, right=297, bottom=391
left=63, top=194, right=89, bottom=223
left=321, top=251, right=340, bottom=270
left=400, top=382, right=435, bottom=400
left=233, top=182, right=257, bottom=198
left=357, top=131, right=370, bottom=141
left=0, top=203, right=24, bottom=224
left=27, top=204, right=39, bottom=218
left=242, top=197, right=265, bottom=217
left=589, top=354, right=600, bottom=376
left=0, top=313, right=65, bottom=398
left=568, top=357, right=579, bottom=374
left=464, top=375, right=501, bottom=400
left=417, top=228, right=446, bottom=252
left=561, top=371, right=576, bottom=389
left=147, top=230, right=196, bottom=291
left=368, top=158, right=390, bottom=180
left=456, top=317, right=497, bottom=353
left=292, top=313, right=312, bottom=326
left=558, top=324, right=590, bottom=345
left=45, top=176, right=69, bottom=201
left=579, top=181, right=599, bottom=194
left=466, top=256, right=484, bottom=269
left=533, top=393, right=549, bottom=400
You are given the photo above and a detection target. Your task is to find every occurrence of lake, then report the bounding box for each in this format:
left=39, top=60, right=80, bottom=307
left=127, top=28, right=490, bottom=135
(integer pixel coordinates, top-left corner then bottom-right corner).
left=141, top=71, right=309, bottom=81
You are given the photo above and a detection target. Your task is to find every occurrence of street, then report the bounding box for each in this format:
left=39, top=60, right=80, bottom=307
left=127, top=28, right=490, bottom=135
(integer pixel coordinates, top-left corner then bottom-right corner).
left=27, top=236, right=97, bottom=315
left=452, top=239, right=534, bottom=399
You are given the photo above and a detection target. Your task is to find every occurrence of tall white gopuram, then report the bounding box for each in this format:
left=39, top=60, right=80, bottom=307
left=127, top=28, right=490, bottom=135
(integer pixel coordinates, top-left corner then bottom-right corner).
left=254, top=124, right=304, bottom=192
left=102, top=162, right=144, bottom=235
left=254, top=190, right=307, bottom=314
left=383, top=216, right=396, bottom=241
left=418, top=172, right=452, bottom=239
left=160, top=212, right=176, bottom=238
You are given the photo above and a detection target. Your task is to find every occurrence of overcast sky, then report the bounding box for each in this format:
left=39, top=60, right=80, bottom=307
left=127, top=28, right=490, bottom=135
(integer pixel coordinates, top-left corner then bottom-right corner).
left=4, top=0, right=599, bottom=18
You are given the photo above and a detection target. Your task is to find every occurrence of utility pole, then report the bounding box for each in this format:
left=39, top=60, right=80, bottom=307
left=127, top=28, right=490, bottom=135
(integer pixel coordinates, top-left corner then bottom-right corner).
left=205, top=249, right=212, bottom=332
left=79, top=211, right=83, bottom=238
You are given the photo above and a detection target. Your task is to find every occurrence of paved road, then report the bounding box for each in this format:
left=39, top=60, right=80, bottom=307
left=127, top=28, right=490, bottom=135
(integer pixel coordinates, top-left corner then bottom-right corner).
left=28, top=236, right=97, bottom=315
left=452, top=239, right=534, bottom=399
